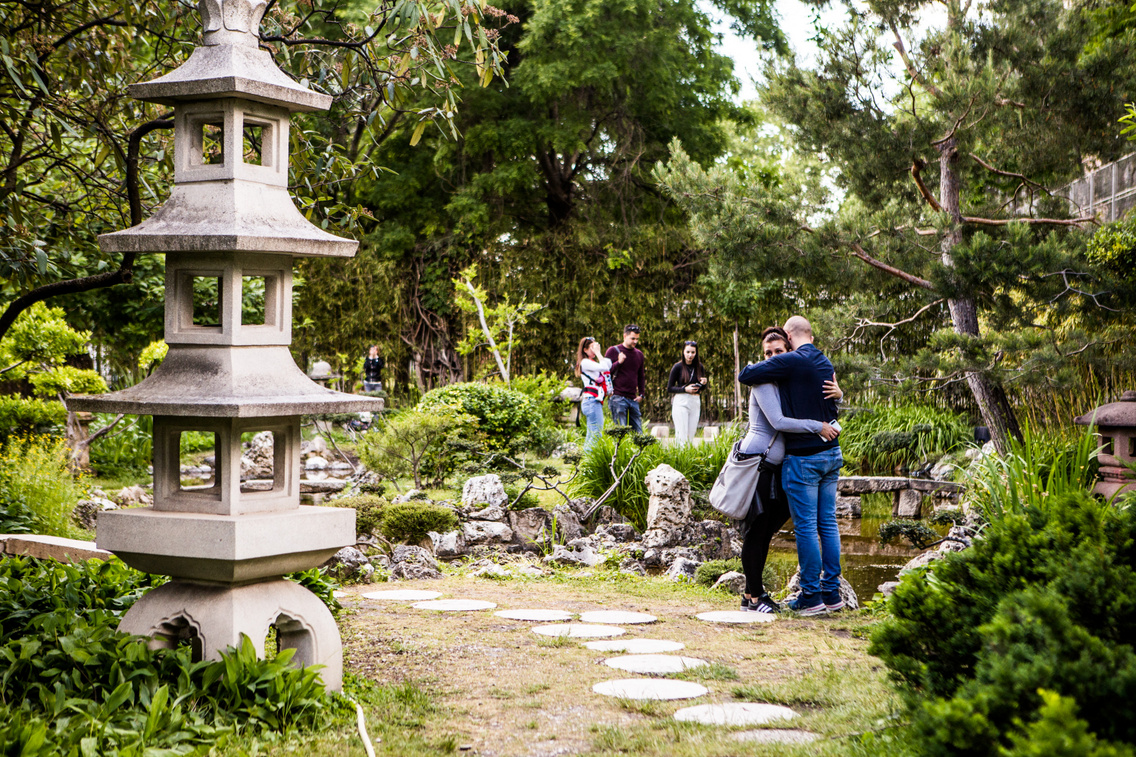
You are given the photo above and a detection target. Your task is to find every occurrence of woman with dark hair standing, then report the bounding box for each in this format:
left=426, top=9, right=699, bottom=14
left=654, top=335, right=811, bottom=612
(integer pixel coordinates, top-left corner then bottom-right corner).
left=740, top=327, right=842, bottom=613
left=667, top=341, right=707, bottom=443
left=575, top=336, right=612, bottom=451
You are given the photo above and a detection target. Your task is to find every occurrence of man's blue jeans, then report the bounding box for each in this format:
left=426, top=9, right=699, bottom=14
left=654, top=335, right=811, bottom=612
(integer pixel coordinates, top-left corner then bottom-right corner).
left=782, top=447, right=843, bottom=596
left=609, top=396, right=642, bottom=432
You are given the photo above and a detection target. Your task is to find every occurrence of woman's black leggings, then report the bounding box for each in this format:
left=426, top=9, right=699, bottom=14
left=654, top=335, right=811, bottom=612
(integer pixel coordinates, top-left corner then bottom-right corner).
left=741, top=465, right=791, bottom=596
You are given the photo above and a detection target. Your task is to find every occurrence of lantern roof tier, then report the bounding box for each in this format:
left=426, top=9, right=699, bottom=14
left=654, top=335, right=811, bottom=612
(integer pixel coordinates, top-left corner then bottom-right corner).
left=98, top=184, right=358, bottom=257
left=68, top=346, right=381, bottom=418
left=1074, top=390, right=1136, bottom=428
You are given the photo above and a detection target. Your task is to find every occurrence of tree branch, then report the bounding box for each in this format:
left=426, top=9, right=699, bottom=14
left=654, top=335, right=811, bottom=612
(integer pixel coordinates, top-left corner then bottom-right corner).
left=911, top=159, right=943, bottom=212
left=849, top=244, right=936, bottom=290
left=891, top=23, right=941, bottom=98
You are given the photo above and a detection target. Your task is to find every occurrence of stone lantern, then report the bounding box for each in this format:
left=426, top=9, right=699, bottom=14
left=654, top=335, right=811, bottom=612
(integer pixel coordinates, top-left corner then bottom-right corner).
left=66, top=0, right=379, bottom=691
left=1075, top=390, right=1136, bottom=500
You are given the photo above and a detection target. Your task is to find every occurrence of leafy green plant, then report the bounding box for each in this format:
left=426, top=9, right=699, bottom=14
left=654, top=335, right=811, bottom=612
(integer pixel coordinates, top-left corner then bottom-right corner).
left=572, top=428, right=734, bottom=529
left=0, top=394, right=66, bottom=440
left=88, top=414, right=153, bottom=476
left=965, top=421, right=1099, bottom=523
left=869, top=492, right=1136, bottom=755
left=0, top=434, right=85, bottom=537
left=358, top=405, right=482, bottom=489
left=839, top=405, right=972, bottom=475
left=694, top=558, right=742, bottom=586
left=418, top=382, right=544, bottom=456
left=329, top=494, right=388, bottom=537
left=379, top=501, right=459, bottom=544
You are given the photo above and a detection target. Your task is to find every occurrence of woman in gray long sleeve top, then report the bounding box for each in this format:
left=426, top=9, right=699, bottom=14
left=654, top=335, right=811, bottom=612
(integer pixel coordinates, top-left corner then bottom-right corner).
left=737, top=328, right=841, bottom=613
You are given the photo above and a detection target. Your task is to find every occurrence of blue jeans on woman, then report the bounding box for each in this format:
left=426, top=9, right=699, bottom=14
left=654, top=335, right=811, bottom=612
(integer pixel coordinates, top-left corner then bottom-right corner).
left=782, top=447, right=843, bottom=597
left=581, top=395, right=604, bottom=451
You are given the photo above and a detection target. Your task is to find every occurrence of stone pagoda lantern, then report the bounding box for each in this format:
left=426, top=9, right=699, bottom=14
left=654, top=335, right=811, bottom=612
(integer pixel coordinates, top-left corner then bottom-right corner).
left=1075, top=390, right=1136, bottom=500
left=66, top=0, right=379, bottom=691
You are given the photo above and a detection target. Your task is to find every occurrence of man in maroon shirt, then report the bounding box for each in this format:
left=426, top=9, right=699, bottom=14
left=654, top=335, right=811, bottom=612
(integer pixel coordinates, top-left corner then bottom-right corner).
left=605, top=324, right=646, bottom=432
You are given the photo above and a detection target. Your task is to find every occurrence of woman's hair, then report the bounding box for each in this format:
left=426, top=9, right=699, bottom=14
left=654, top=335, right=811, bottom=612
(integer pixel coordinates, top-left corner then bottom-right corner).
left=679, top=341, right=703, bottom=384
left=575, top=336, right=595, bottom=377
left=761, top=326, right=791, bottom=352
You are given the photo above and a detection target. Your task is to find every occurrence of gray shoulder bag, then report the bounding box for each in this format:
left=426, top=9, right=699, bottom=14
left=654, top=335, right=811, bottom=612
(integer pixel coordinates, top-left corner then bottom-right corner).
left=708, top=434, right=778, bottom=520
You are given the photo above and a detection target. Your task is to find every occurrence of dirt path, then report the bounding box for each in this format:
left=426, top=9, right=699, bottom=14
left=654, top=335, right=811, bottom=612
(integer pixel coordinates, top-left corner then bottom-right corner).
left=339, top=570, right=895, bottom=757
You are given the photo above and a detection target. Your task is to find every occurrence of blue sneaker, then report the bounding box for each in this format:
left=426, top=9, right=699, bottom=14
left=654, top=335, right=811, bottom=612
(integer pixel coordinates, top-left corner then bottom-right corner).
left=787, top=593, right=827, bottom=617
left=822, top=589, right=845, bottom=613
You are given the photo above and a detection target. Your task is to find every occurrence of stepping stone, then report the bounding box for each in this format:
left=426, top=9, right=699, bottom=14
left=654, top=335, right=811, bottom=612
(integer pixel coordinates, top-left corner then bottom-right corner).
left=593, top=679, right=708, bottom=700
left=674, top=703, right=798, bottom=726
left=695, top=610, right=776, bottom=624
left=362, top=590, right=443, bottom=601
left=532, top=624, right=625, bottom=638
left=603, top=654, right=709, bottom=675
left=332, top=590, right=348, bottom=599
left=578, top=610, right=656, bottom=625
left=584, top=639, right=686, bottom=654
left=733, top=729, right=819, bottom=744
left=412, top=599, right=497, bottom=611
left=494, top=609, right=574, bottom=622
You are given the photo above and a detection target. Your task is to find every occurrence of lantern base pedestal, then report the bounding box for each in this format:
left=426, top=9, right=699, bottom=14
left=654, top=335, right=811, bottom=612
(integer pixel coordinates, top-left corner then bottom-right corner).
left=120, top=578, right=343, bottom=691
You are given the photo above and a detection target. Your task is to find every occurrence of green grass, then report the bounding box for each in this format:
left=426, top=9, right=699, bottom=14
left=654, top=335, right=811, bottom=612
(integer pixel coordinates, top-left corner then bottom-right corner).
left=840, top=404, right=972, bottom=475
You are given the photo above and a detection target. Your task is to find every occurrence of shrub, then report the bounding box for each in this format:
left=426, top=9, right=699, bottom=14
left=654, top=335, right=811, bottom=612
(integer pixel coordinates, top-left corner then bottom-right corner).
left=0, top=394, right=66, bottom=440
left=330, top=494, right=388, bottom=537
left=88, top=413, right=153, bottom=476
left=379, top=501, right=459, bottom=543
left=869, top=491, right=1136, bottom=755
left=571, top=428, right=735, bottom=529
left=508, top=370, right=570, bottom=424
left=0, top=434, right=85, bottom=537
left=839, top=404, right=971, bottom=475
left=695, top=558, right=742, bottom=586
left=0, top=556, right=343, bottom=755
left=358, top=405, right=482, bottom=489
left=419, top=382, right=543, bottom=456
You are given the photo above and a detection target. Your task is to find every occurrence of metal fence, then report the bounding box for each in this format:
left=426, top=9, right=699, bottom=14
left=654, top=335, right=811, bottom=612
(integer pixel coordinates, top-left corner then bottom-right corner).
left=1063, top=152, right=1136, bottom=222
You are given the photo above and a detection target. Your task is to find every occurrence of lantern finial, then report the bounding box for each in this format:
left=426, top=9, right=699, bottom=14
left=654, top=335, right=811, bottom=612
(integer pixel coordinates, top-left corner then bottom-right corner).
left=199, top=0, right=268, bottom=46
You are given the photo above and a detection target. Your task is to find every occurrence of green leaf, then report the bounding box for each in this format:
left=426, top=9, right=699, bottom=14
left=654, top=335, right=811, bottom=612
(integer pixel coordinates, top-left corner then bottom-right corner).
left=409, top=119, right=428, bottom=146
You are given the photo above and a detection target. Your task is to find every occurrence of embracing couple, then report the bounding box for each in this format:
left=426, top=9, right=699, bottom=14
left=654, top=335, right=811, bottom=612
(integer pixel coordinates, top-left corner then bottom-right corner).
left=736, top=316, right=844, bottom=617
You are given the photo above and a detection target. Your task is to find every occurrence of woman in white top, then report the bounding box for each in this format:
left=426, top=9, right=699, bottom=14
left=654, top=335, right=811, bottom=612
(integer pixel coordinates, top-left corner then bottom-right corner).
left=575, top=336, right=612, bottom=451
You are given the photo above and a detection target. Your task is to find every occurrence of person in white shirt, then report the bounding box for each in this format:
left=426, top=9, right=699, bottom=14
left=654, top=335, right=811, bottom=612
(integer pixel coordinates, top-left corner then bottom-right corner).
left=575, top=336, right=612, bottom=451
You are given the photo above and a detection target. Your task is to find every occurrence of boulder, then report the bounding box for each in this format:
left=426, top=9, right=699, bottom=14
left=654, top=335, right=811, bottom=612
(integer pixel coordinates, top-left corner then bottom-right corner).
left=893, top=489, right=924, bottom=518
left=508, top=508, right=552, bottom=548
left=619, top=558, right=647, bottom=576
left=593, top=505, right=626, bottom=526
left=835, top=495, right=861, bottom=519
left=393, top=489, right=429, bottom=504
left=665, top=557, right=701, bottom=582
left=514, top=564, right=546, bottom=578
left=877, top=581, right=901, bottom=597
left=929, top=457, right=955, bottom=481
left=462, top=520, right=515, bottom=546
left=114, top=485, right=151, bottom=506
left=242, top=431, right=275, bottom=479
left=641, top=528, right=680, bottom=550
left=712, top=570, right=747, bottom=595
left=389, top=545, right=443, bottom=580
left=595, top=523, right=639, bottom=543
left=899, top=550, right=942, bottom=575
left=552, top=504, right=584, bottom=542
left=785, top=572, right=860, bottom=611
left=567, top=498, right=594, bottom=520
left=642, top=546, right=703, bottom=569
left=644, top=464, right=692, bottom=530
left=543, top=544, right=605, bottom=568
left=71, top=496, right=118, bottom=531
left=323, top=546, right=373, bottom=581
left=468, top=504, right=508, bottom=523
left=428, top=530, right=467, bottom=558
left=305, top=455, right=329, bottom=470
left=549, top=441, right=580, bottom=459
left=688, top=520, right=733, bottom=560
left=309, top=435, right=329, bottom=455
left=462, top=474, right=508, bottom=509
left=472, top=564, right=511, bottom=579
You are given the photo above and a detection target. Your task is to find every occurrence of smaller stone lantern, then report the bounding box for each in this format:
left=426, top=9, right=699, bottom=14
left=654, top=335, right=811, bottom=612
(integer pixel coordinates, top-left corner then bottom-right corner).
left=1075, top=390, right=1136, bottom=499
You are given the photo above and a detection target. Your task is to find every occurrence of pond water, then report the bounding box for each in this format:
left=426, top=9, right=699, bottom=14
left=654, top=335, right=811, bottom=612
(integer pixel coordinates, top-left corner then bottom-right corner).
left=767, top=493, right=943, bottom=602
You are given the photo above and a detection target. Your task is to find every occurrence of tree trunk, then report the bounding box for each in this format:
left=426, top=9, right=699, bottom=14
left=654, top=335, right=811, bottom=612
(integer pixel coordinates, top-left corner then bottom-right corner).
left=733, top=322, right=741, bottom=422
left=938, top=137, right=1022, bottom=453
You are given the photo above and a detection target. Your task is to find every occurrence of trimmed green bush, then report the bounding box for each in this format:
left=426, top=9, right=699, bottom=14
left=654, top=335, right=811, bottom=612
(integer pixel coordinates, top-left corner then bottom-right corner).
left=329, top=494, right=388, bottom=537
left=418, top=382, right=543, bottom=456
left=869, top=491, right=1136, bottom=756
left=0, top=394, right=66, bottom=439
left=379, top=501, right=459, bottom=544
left=695, top=558, right=742, bottom=586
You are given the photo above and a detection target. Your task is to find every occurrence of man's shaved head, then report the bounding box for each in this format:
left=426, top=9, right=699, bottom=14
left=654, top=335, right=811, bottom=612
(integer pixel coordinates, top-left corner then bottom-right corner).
left=784, top=316, right=813, bottom=342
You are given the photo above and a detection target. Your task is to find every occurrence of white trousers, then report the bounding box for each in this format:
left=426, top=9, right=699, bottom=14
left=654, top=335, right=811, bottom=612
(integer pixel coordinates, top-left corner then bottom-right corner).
left=672, top=393, right=701, bottom=443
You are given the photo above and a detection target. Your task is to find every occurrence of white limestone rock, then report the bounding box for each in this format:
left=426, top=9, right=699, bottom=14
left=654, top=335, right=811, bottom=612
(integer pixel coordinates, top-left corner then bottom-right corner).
left=389, top=545, right=442, bottom=580
left=305, top=454, right=329, bottom=470
left=644, top=464, right=692, bottom=530
left=785, top=572, right=860, bottom=610
left=428, top=529, right=467, bottom=558
left=665, top=557, right=701, bottom=582
left=462, top=520, right=514, bottom=546
left=508, top=507, right=552, bottom=548
left=468, top=504, right=508, bottom=522
left=543, top=544, right=605, bottom=568
left=551, top=504, right=584, bottom=542
left=711, top=570, right=747, bottom=595
left=461, top=474, right=508, bottom=509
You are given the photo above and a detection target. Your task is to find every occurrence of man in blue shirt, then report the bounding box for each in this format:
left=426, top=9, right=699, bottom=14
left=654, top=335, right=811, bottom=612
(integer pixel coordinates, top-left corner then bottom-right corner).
left=737, top=316, right=843, bottom=616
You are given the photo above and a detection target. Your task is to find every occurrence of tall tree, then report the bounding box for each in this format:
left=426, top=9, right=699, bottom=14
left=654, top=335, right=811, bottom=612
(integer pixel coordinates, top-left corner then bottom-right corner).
left=665, top=0, right=1136, bottom=452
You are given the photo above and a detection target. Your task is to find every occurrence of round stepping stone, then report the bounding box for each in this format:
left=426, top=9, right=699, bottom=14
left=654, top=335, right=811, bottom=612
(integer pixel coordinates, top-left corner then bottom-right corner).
left=593, top=679, right=708, bottom=700
left=674, top=702, right=798, bottom=726
left=579, top=610, right=656, bottom=625
left=734, top=729, right=819, bottom=744
left=603, top=655, right=709, bottom=675
left=695, top=610, right=776, bottom=624
left=531, top=624, right=625, bottom=638
left=494, top=609, right=574, bottom=622
left=361, top=590, right=443, bottom=601
left=412, top=599, right=496, bottom=611
left=584, top=639, right=686, bottom=654
left=332, top=590, right=348, bottom=599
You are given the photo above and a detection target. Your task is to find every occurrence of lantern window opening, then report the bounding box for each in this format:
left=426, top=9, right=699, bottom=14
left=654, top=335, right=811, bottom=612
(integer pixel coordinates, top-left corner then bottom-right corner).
left=240, top=274, right=274, bottom=327
left=201, top=121, right=225, bottom=165
left=1102, top=435, right=1114, bottom=455
left=1129, top=435, right=1135, bottom=459
left=242, top=118, right=273, bottom=167
left=190, top=275, right=223, bottom=328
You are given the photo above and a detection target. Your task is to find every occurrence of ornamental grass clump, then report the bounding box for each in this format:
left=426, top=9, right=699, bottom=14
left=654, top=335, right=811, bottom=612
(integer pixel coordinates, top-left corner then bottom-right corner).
left=839, top=404, right=971, bottom=475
